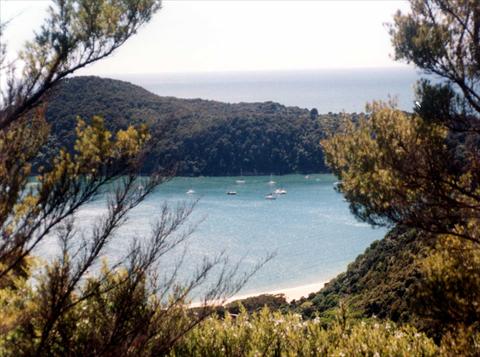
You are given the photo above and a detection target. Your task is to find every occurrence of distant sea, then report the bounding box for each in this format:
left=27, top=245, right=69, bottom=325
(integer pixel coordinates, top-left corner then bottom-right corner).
left=117, top=67, right=421, bottom=113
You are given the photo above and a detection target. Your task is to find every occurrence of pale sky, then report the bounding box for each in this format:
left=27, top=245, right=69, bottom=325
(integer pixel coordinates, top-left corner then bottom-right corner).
left=1, top=0, right=411, bottom=75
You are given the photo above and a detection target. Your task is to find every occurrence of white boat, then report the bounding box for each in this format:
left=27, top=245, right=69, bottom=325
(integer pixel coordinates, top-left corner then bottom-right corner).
left=134, top=185, right=145, bottom=198
left=268, top=174, right=276, bottom=185
left=226, top=191, right=237, bottom=195
left=305, top=175, right=310, bottom=179
left=236, top=170, right=246, bottom=184
left=274, top=188, right=287, bottom=195
left=186, top=189, right=195, bottom=194
left=265, top=193, right=277, bottom=200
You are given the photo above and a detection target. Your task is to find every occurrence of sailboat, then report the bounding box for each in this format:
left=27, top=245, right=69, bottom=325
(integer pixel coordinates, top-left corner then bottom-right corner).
left=236, top=169, right=246, bottom=184
left=268, top=174, right=276, bottom=185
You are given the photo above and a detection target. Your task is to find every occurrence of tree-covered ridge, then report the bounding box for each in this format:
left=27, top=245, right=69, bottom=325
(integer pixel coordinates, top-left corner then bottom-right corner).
left=44, top=76, right=342, bottom=176
left=290, top=228, right=435, bottom=330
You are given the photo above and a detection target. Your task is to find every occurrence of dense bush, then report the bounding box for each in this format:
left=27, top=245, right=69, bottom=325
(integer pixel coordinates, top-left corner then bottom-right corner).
left=291, top=228, right=433, bottom=328
left=43, top=76, right=346, bottom=176
left=224, top=294, right=289, bottom=315
left=170, top=307, right=438, bottom=356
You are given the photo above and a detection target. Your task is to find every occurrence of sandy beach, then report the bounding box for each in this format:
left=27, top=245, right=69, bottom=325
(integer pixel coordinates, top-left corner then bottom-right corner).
left=190, top=281, right=328, bottom=308
left=227, top=280, right=328, bottom=303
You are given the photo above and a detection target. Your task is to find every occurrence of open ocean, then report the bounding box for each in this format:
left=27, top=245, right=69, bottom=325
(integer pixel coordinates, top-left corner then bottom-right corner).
left=117, top=67, right=421, bottom=113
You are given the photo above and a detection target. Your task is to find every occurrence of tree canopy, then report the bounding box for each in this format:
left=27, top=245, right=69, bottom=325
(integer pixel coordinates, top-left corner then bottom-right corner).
left=321, top=0, right=480, bottom=348
left=43, top=76, right=340, bottom=176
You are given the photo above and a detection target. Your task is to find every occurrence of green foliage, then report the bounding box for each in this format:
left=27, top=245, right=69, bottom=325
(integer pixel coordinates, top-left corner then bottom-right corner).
left=322, top=101, right=454, bottom=230
left=43, top=76, right=345, bottom=176
left=224, top=294, right=289, bottom=315
left=320, top=95, right=480, bottom=342
left=291, top=229, right=433, bottom=328
left=415, top=236, right=480, bottom=340
left=0, top=118, right=163, bottom=355
left=390, top=0, right=480, bottom=114
left=0, top=261, right=194, bottom=356
left=439, top=324, right=480, bottom=357
left=318, top=0, right=480, bottom=349
left=170, top=307, right=438, bottom=356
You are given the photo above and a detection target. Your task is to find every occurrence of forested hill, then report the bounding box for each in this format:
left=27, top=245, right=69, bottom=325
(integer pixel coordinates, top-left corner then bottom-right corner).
left=43, top=76, right=343, bottom=176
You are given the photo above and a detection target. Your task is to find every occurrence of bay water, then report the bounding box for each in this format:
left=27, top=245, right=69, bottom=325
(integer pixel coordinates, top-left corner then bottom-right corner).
left=47, top=175, right=386, bottom=298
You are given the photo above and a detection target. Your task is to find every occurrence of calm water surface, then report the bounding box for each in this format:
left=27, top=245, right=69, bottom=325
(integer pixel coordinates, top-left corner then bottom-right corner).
left=118, top=67, right=421, bottom=113
left=48, top=174, right=386, bottom=296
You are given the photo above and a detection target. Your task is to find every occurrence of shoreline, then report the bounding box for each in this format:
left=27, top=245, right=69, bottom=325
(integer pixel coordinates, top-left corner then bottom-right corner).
left=227, top=280, right=328, bottom=304
left=190, top=281, right=328, bottom=308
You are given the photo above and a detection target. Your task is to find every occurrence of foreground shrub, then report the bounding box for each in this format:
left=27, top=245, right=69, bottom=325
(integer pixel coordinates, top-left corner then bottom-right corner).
left=171, top=307, right=438, bottom=356
left=439, top=324, right=480, bottom=357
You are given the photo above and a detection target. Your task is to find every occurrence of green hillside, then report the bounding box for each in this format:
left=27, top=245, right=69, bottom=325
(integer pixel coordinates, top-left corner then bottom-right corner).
left=44, top=76, right=342, bottom=176
left=289, top=228, right=441, bottom=336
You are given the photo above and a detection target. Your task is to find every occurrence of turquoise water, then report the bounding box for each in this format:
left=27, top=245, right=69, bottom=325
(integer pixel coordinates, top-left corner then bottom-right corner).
left=54, top=174, right=386, bottom=297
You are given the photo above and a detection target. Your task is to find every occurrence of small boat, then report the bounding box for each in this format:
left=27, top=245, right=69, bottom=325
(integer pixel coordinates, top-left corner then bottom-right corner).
left=274, top=188, right=287, bottom=195
left=134, top=184, right=145, bottom=198
left=333, top=181, right=342, bottom=190
left=186, top=189, right=195, bottom=194
left=268, top=174, right=276, bottom=185
left=265, top=193, right=277, bottom=200
left=226, top=191, right=237, bottom=195
left=236, top=170, right=246, bottom=184
left=305, top=175, right=310, bottom=179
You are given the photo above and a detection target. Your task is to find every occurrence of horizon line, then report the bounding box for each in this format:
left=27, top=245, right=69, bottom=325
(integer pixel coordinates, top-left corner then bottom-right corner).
left=78, top=64, right=416, bottom=78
